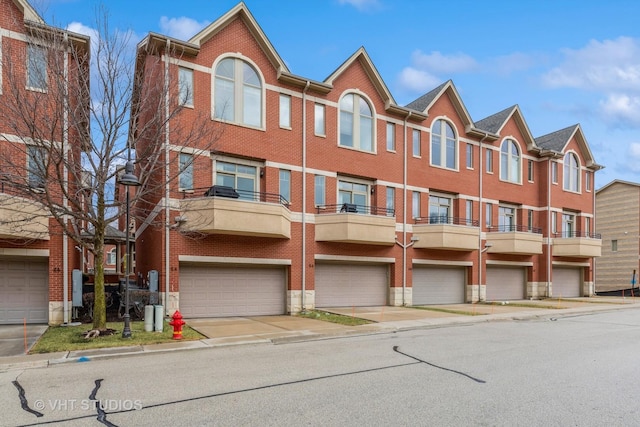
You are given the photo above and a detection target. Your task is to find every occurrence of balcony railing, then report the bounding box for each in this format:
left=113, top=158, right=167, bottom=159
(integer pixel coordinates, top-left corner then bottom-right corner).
left=415, top=216, right=479, bottom=227
left=316, top=203, right=394, bottom=217
left=488, top=224, right=542, bottom=234
left=182, top=185, right=289, bottom=206
left=554, top=231, right=602, bottom=239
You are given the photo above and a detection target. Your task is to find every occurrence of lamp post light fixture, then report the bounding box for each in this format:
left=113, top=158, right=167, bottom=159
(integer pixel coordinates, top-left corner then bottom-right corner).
left=121, top=160, right=140, bottom=339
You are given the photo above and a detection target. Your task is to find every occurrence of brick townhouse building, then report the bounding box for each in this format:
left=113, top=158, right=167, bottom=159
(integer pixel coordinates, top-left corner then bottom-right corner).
left=130, top=2, right=603, bottom=319
left=0, top=0, right=88, bottom=324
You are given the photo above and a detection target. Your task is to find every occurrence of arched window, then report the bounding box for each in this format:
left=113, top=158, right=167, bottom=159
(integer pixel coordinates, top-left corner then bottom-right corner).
left=500, top=139, right=521, bottom=183
left=339, top=93, right=374, bottom=152
left=431, top=119, right=457, bottom=169
left=563, top=152, right=580, bottom=192
left=214, top=57, right=262, bottom=127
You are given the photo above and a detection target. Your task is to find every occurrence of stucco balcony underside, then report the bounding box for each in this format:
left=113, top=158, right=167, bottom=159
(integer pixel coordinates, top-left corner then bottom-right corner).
left=412, top=224, right=479, bottom=250
left=553, top=238, right=601, bottom=257
left=314, top=213, right=396, bottom=245
left=179, top=197, right=291, bottom=238
left=486, top=231, right=543, bottom=255
left=0, top=194, right=49, bottom=240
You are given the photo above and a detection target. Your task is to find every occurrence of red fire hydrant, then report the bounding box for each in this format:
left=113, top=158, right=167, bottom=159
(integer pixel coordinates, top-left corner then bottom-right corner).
left=169, top=310, right=185, bottom=340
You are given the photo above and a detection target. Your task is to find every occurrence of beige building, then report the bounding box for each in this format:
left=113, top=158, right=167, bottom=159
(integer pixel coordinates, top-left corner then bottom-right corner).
left=595, top=180, right=640, bottom=293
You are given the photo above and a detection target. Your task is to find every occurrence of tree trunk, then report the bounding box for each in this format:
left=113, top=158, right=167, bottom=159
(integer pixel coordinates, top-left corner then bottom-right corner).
left=92, top=238, right=107, bottom=330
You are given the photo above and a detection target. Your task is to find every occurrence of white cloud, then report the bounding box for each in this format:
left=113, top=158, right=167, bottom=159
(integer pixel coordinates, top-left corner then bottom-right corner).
left=625, top=142, right=640, bottom=172
left=337, top=0, right=382, bottom=12
left=542, top=36, right=640, bottom=91
left=67, top=21, right=98, bottom=40
left=159, top=16, right=209, bottom=40
left=600, top=94, right=640, bottom=126
left=411, top=50, right=477, bottom=74
left=397, top=67, right=441, bottom=93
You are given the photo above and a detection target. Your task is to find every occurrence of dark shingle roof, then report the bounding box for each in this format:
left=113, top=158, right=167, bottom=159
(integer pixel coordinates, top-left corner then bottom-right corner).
left=535, top=125, right=578, bottom=152
left=474, top=106, right=516, bottom=134
left=404, top=81, right=449, bottom=112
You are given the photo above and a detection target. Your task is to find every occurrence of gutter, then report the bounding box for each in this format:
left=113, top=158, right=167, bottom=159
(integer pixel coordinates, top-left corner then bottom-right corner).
left=164, top=38, right=171, bottom=315
left=301, top=80, right=310, bottom=312
left=477, top=132, right=489, bottom=303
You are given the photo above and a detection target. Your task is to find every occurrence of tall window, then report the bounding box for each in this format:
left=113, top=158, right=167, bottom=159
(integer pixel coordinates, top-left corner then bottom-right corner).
left=563, top=152, right=580, bottom=192
left=551, top=161, right=558, bottom=184
left=431, top=119, right=457, bottom=169
left=339, top=93, right=374, bottom=152
left=585, top=217, right=591, bottom=236
left=107, top=248, right=116, bottom=265
left=315, top=104, right=325, bottom=136
left=412, top=129, right=421, bottom=157
left=215, top=161, right=257, bottom=200
left=562, top=213, right=575, bottom=238
left=279, top=94, right=291, bottom=128
left=551, top=211, right=557, bottom=234
left=486, top=203, right=492, bottom=228
left=466, top=200, right=473, bottom=225
left=585, top=171, right=592, bottom=192
left=527, top=160, right=534, bottom=182
left=498, top=206, right=516, bottom=232
left=179, top=153, right=193, bottom=190
left=500, top=139, right=521, bottom=183
left=466, top=144, right=474, bottom=168
left=386, top=123, right=395, bottom=151
left=486, top=149, right=493, bottom=173
left=279, top=169, right=291, bottom=203
left=429, top=195, right=451, bottom=224
left=214, top=57, right=262, bottom=127
left=27, top=44, right=47, bottom=90
left=314, top=175, right=325, bottom=206
left=528, top=210, right=534, bottom=231
left=338, top=180, right=368, bottom=207
left=412, top=192, right=420, bottom=219
left=386, top=187, right=395, bottom=216
left=612, top=240, right=618, bottom=252
left=27, top=146, right=46, bottom=188
left=178, top=67, right=194, bottom=107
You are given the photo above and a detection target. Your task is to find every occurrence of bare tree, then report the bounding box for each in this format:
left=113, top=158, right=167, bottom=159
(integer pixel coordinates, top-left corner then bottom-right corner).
left=0, top=8, right=220, bottom=330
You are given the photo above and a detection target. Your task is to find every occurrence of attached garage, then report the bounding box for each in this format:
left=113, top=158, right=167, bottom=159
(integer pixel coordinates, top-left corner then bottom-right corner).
left=412, top=266, right=466, bottom=305
left=0, top=258, right=49, bottom=324
left=552, top=267, right=582, bottom=298
left=486, top=266, right=526, bottom=301
left=315, top=263, right=388, bottom=307
left=179, top=265, right=287, bottom=317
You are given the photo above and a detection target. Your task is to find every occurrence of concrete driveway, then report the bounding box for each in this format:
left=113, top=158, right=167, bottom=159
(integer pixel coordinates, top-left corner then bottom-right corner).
left=0, top=324, right=48, bottom=358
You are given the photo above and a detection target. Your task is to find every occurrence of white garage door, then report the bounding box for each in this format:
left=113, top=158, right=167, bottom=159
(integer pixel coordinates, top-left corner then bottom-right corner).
left=315, top=264, right=388, bottom=307
left=412, top=266, right=466, bottom=305
left=179, top=265, right=286, bottom=317
left=0, top=259, right=48, bottom=324
left=553, top=267, right=581, bottom=298
left=486, top=266, right=525, bottom=301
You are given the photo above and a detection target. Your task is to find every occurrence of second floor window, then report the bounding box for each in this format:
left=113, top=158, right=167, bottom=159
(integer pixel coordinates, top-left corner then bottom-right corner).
left=107, top=248, right=117, bottom=265
left=386, top=123, right=395, bottom=151
left=28, top=145, right=46, bottom=189
left=339, top=93, right=374, bottom=152
left=562, top=213, right=575, bottom=237
left=412, top=129, right=421, bottom=157
left=431, top=119, right=457, bottom=169
left=386, top=187, right=395, bottom=216
left=314, top=175, right=325, bottom=206
left=214, top=57, right=262, bottom=127
left=563, top=152, right=580, bottom=192
left=338, top=180, right=368, bottom=207
left=178, top=67, right=194, bottom=107
left=315, top=104, right=325, bottom=136
left=500, top=139, right=521, bottom=183
left=551, top=161, right=558, bottom=184
left=466, top=144, right=473, bottom=168
left=279, top=170, right=291, bottom=203
left=429, top=195, right=451, bottom=224
left=466, top=200, right=473, bottom=225
left=412, top=191, right=420, bottom=219
left=27, top=44, right=47, bottom=91
left=179, top=153, right=193, bottom=190
left=486, top=149, right=493, bottom=173
left=498, top=206, right=516, bottom=232
left=216, top=161, right=257, bottom=200
left=279, top=94, right=291, bottom=128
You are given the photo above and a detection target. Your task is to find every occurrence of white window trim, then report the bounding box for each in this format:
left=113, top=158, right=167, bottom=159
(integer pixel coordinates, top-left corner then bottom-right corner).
left=412, top=129, right=421, bottom=158
left=178, top=66, right=194, bottom=108
left=26, top=44, right=47, bottom=93
left=279, top=94, right=291, bottom=129
left=563, top=151, right=581, bottom=193
left=314, top=103, right=326, bottom=137
left=386, top=122, right=396, bottom=152
left=430, top=118, right=459, bottom=171
left=337, top=91, right=377, bottom=154
left=499, top=138, right=522, bottom=185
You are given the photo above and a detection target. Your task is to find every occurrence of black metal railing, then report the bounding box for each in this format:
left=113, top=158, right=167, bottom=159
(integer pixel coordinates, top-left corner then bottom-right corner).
left=554, top=231, right=602, bottom=239
left=488, top=224, right=543, bottom=234
left=182, top=185, right=289, bottom=206
left=316, top=203, right=394, bottom=217
left=414, top=216, right=479, bottom=227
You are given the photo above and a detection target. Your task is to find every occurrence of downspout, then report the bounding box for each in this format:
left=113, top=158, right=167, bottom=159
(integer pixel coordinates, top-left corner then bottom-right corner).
left=477, top=132, right=489, bottom=303
left=547, top=157, right=552, bottom=297
left=164, top=39, right=171, bottom=315
left=62, top=32, right=70, bottom=324
left=402, top=111, right=412, bottom=305
left=301, top=80, right=310, bottom=311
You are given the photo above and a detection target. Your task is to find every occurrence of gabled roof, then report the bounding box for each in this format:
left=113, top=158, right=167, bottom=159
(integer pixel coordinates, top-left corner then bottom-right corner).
left=189, top=2, right=289, bottom=74
left=535, top=124, right=603, bottom=170
left=474, top=105, right=537, bottom=150
left=404, top=80, right=474, bottom=128
left=596, top=179, right=640, bottom=194
left=12, top=0, right=43, bottom=24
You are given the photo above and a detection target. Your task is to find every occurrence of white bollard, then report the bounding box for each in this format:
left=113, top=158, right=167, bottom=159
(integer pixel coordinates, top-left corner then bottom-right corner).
left=144, top=305, right=154, bottom=332
left=154, top=305, right=164, bottom=332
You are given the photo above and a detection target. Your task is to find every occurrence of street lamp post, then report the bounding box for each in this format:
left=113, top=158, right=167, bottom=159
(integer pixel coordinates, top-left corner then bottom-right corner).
left=120, top=160, right=140, bottom=339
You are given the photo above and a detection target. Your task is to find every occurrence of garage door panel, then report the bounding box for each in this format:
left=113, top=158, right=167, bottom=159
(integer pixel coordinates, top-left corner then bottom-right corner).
left=413, top=267, right=465, bottom=305
left=553, top=268, right=581, bottom=298
left=0, top=259, right=49, bottom=324
left=486, top=267, right=525, bottom=301
left=180, top=266, right=286, bottom=318
left=315, top=264, right=387, bottom=307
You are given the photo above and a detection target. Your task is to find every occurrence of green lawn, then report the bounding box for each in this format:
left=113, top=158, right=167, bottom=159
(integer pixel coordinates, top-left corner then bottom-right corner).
left=30, top=321, right=205, bottom=354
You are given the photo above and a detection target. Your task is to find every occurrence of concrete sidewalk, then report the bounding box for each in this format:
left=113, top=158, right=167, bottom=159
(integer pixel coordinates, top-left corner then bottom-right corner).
left=1, top=297, right=638, bottom=372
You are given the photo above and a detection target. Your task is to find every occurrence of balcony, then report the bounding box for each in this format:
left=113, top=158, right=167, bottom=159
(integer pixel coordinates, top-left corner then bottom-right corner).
left=412, top=217, right=480, bottom=251
left=177, top=186, right=291, bottom=238
left=486, top=225, right=543, bottom=255
left=553, top=231, right=602, bottom=258
left=315, top=204, right=396, bottom=245
left=0, top=193, right=49, bottom=240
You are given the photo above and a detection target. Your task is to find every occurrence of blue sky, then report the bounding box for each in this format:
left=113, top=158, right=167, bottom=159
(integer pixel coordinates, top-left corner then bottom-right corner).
left=36, top=0, right=640, bottom=189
